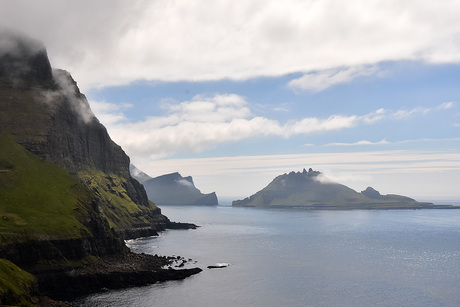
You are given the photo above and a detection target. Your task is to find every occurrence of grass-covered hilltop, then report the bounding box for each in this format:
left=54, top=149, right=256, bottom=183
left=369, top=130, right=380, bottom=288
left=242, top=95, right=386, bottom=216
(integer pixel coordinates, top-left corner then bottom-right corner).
left=0, top=31, right=200, bottom=305
left=233, top=168, right=459, bottom=209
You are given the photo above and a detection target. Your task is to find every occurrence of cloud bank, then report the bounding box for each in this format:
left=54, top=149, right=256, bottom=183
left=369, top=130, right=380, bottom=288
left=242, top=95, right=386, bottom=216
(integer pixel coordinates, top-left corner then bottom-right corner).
left=91, top=94, right=370, bottom=159
left=2, top=0, right=460, bottom=90
left=287, top=66, right=379, bottom=91
left=91, top=95, right=452, bottom=162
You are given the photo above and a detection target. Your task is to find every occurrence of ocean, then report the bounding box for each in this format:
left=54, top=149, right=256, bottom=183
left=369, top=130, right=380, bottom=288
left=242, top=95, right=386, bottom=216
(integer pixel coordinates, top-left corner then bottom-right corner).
left=72, top=205, right=460, bottom=306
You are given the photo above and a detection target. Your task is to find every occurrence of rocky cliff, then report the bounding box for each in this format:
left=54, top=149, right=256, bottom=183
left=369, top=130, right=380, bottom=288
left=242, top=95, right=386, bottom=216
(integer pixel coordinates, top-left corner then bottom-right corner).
left=233, top=168, right=455, bottom=209
left=0, top=30, right=173, bottom=238
left=0, top=31, right=200, bottom=303
left=143, top=172, right=219, bottom=206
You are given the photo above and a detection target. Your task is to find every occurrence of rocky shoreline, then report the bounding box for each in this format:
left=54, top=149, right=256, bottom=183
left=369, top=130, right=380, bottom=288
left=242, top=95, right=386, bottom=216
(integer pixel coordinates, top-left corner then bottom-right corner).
left=36, top=252, right=202, bottom=297
left=29, top=222, right=202, bottom=303
left=116, top=221, right=199, bottom=240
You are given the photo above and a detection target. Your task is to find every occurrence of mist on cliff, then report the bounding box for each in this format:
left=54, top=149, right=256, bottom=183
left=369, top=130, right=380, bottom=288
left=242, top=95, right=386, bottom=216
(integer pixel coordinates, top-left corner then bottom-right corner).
left=0, top=30, right=97, bottom=125
left=51, top=69, right=96, bottom=124
left=0, top=29, right=44, bottom=57
left=0, top=29, right=48, bottom=80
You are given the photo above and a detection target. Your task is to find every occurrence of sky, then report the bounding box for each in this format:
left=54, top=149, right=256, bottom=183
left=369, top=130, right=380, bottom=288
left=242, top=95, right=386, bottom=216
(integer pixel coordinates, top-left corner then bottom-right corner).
left=1, top=0, right=460, bottom=202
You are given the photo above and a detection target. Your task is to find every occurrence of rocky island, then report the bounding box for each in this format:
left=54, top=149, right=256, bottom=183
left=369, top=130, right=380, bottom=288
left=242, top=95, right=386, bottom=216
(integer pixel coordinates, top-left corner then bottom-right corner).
left=142, top=172, right=219, bottom=206
left=0, top=31, right=200, bottom=305
left=233, top=168, right=458, bottom=209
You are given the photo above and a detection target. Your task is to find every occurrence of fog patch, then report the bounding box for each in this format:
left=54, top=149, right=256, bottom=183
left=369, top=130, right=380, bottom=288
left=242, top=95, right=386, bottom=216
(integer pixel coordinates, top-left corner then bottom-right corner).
left=176, top=178, right=194, bottom=188
left=0, top=29, right=50, bottom=80
left=312, top=173, right=337, bottom=184
left=49, top=69, right=96, bottom=124
left=0, top=29, right=44, bottom=57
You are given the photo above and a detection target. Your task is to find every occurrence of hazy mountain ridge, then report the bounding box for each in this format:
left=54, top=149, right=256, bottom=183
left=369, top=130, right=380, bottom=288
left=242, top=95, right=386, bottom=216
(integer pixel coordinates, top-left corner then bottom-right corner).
left=130, top=164, right=153, bottom=183
left=233, top=168, right=457, bottom=209
left=143, top=172, right=218, bottom=206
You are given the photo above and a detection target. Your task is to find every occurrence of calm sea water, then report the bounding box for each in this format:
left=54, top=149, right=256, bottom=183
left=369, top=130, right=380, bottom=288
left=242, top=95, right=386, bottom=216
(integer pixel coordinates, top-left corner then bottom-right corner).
left=72, top=205, right=460, bottom=307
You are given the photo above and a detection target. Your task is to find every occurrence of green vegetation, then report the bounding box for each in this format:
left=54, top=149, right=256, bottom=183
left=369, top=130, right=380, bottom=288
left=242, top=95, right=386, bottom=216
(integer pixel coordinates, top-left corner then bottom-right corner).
left=78, top=169, right=166, bottom=230
left=233, top=169, right=439, bottom=209
left=0, top=133, right=167, bottom=244
left=0, top=78, right=54, bottom=145
left=0, top=134, right=93, bottom=243
left=0, top=259, right=36, bottom=306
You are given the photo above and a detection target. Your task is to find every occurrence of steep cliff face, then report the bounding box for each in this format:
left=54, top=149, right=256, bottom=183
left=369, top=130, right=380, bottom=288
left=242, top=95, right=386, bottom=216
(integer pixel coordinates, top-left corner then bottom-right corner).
left=0, top=31, right=167, bottom=238
left=0, top=133, right=127, bottom=270
left=0, top=31, right=201, bottom=302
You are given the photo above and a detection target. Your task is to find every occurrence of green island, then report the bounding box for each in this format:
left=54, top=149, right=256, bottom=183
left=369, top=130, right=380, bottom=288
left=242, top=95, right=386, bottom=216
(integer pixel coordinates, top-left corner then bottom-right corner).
left=233, top=168, right=459, bottom=210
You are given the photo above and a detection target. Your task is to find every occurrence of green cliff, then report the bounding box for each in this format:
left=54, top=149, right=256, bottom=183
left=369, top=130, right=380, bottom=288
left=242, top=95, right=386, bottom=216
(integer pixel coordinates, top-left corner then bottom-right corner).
left=0, top=31, right=200, bottom=304
left=0, top=259, right=36, bottom=307
left=0, top=31, right=170, bottom=241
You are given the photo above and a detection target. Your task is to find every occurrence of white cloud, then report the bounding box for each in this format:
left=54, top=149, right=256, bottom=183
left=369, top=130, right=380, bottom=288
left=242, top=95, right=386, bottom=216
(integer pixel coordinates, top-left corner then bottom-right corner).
left=176, top=178, right=193, bottom=188
left=438, top=101, right=455, bottom=110
left=326, top=139, right=389, bottom=146
left=166, top=94, right=251, bottom=123
left=2, top=0, right=460, bottom=90
left=92, top=94, right=391, bottom=160
left=287, top=65, right=378, bottom=92
left=44, top=69, right=96, bottom=123
left=359, top=108, right=386, bottom=123
left=90, top=101, right=132, bottom=126
left=325, top=137, right=460, bottom=147
left=91, top=92, right=450, bottom=164
left=392, top=107, right=431, bottom=119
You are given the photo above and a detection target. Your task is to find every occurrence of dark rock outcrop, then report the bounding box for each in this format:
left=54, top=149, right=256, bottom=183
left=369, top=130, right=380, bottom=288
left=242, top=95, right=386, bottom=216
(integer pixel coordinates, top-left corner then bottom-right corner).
left=143, top=172, right=219, bottom=206
left=36, top=253, right=202, bottom=295
left=361, top=186, right=382, bottom=199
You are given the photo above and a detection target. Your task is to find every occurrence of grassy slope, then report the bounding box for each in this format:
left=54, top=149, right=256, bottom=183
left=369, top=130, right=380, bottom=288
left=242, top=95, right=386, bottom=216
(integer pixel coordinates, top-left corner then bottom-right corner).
left=0, top=132, right=167, bottom=242
left=0, top=134, right=93, bottom=243
left=0, top=259, right=36, bottom=306
left=78, top=169, right=167, bottom=231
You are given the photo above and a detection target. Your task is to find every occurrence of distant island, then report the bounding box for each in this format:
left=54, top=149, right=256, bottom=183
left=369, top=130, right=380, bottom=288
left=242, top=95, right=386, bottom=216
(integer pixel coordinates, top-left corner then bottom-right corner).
left=233, top=168, right=459, bottom=210
left=142, top=172, right=219, bottom=206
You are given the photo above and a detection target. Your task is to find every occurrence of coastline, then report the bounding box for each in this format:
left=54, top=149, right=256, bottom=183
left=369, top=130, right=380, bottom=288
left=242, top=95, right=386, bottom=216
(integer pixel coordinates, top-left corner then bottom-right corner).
left=37, top=252, right=202, bottom=297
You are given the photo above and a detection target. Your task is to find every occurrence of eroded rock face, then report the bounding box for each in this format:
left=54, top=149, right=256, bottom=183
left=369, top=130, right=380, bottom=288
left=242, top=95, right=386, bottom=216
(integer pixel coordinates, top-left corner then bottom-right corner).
left=0, top=31, right=156, bottom=222
left=0, top=208, right=128, bottom=268
left=0, top=31, right=175, bottom=257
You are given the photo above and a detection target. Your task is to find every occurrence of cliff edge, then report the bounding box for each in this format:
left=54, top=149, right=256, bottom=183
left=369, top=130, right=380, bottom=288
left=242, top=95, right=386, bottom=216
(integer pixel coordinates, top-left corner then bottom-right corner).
left=0, top=31, right=200, bottom=303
